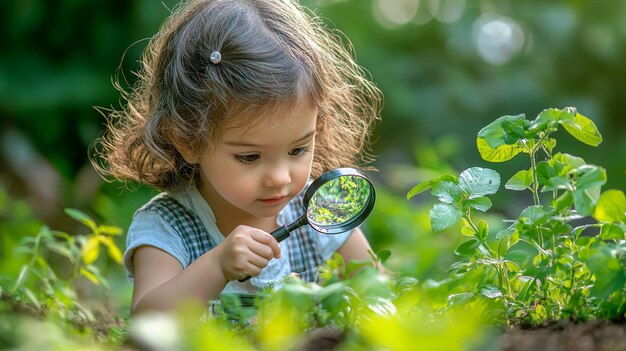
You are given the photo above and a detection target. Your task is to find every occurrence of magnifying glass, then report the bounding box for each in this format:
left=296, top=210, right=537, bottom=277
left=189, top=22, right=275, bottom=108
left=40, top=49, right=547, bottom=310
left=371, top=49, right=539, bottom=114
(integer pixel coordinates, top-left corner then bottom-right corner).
left=239, top=167, right=375, bottom=282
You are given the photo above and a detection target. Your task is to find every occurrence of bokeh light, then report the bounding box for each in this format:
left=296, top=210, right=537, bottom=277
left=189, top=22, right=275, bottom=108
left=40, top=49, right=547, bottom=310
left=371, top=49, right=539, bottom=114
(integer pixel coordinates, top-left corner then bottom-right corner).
left=473, top=13, right=525, bottom=65
left=429, top=0, right=465, bottom=23
left=373, top=0, right=419, bottom=29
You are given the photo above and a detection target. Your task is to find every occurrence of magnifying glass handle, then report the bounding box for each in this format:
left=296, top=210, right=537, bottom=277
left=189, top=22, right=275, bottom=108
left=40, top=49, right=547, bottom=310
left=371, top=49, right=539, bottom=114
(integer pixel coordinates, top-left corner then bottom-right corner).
left=271, top=225, right=291, bottom=242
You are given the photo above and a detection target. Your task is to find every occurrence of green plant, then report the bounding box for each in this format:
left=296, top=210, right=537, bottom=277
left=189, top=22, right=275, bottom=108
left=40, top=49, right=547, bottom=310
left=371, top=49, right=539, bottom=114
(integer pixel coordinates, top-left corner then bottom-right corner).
left=408, top=107, right=626, bottom=325
left=2, top=208, right=124, bottom=337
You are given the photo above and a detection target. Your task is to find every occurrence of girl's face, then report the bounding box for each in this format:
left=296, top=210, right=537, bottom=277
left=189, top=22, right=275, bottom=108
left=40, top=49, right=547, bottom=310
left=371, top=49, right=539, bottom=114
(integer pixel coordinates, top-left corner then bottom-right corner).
left=196, top=99, right=317, bottom=225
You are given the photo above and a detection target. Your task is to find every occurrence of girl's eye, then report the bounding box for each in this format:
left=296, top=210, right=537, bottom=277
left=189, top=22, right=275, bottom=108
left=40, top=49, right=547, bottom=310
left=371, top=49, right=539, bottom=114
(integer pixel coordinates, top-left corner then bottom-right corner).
left=233, top=154, right=260, bottom=164
left=289, top=146, right=310, bottom=157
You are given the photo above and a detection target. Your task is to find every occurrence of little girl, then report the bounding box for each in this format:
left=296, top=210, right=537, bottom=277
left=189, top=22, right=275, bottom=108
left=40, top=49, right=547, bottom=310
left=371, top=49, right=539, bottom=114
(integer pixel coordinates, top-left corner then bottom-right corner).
left=94, top=0, right=382, bottom=314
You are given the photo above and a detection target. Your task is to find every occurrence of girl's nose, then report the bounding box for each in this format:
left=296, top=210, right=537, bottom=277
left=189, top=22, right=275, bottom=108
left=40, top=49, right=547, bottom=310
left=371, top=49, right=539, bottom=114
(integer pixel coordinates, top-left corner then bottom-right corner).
left=263, top=164, right=292, bottom=188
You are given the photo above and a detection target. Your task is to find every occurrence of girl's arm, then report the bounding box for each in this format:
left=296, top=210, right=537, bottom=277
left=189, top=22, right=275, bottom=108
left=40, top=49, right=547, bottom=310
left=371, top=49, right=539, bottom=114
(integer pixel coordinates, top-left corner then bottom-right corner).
left=131, top=245, right=226, bottom=314
left=335, top=227, right=372, bottom=263
left=130, top=225, right=281, bottom=315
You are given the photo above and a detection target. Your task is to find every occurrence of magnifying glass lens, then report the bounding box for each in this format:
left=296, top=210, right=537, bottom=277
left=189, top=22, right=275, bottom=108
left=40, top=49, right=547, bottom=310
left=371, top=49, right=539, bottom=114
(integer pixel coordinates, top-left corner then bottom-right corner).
left=306, top=175, right=373, bottom=230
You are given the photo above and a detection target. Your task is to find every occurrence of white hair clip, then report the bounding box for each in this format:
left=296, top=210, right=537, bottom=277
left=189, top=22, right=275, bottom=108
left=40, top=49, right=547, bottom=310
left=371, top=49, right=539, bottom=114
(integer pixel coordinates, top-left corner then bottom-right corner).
left=209, top=51, right=222, bottom=64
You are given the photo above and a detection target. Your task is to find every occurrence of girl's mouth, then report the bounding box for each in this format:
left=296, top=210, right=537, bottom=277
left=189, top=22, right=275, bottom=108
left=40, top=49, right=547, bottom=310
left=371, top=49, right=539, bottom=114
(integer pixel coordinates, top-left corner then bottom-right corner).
left=259, top=195, right=288, bottom=206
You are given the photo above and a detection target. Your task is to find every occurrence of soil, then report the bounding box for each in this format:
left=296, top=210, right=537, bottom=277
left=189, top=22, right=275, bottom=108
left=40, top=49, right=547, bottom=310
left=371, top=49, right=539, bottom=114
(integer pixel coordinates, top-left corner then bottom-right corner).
left=499, top=320, right=626, bottom=351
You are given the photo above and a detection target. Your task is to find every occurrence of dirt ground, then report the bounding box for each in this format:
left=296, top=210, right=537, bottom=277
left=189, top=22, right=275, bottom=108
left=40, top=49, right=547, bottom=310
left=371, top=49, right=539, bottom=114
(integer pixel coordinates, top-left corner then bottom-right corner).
left=499, top=320, right=626, bottom=351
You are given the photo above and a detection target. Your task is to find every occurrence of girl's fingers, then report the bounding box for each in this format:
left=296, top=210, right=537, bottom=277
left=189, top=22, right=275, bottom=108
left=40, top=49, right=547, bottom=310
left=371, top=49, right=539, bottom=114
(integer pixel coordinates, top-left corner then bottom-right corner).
left=250, top=230, right=281, bottom=258
left=247, top=239, right=276, bottom=261
left=242, top=263, right=262, bottom=278
left=246, top=253, right=269, bottom=270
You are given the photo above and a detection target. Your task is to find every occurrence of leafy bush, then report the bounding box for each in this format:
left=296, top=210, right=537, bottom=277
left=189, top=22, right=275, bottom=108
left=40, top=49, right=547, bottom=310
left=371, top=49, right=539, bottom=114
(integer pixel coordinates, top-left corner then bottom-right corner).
left=408, top=107, right=626, bottom=325
left=0, top=207, right=126, bottom=347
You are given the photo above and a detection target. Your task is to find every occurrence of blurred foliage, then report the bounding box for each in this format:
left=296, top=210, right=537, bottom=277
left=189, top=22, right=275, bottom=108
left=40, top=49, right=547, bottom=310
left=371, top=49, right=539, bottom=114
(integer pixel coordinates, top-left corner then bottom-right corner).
left=307, top=0, right=626, bottom=192
left=3, top=0, right=626, bottom=221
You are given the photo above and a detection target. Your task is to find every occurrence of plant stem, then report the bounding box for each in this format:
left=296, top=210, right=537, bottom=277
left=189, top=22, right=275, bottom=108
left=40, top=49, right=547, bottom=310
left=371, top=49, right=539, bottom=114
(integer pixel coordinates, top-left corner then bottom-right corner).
left=10, top=230, right=44, bottom=293
left=529, top=147, right=541, bottom=206
left=464, top=212, right=498, bottom=259
left=463, top=210, right=510, bottom=301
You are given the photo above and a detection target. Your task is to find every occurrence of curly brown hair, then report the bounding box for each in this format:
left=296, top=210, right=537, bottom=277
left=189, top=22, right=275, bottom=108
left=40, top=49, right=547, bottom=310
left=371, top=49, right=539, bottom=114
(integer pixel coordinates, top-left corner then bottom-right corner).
left=92, top=0, right=382, bottom=190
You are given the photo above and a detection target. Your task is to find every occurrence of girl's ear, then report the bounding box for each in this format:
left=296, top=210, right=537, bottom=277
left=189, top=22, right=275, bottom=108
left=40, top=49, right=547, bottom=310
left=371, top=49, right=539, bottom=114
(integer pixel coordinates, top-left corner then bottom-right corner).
left=173, top=142, right=198, bottom=164
left=181, top=150, right=198, bottom=164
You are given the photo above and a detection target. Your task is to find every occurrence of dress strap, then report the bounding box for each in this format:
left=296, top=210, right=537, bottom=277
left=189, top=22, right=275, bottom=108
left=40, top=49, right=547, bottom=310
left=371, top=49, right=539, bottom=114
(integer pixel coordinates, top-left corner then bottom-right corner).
left=139, top=193, right=217, bottom=263
left=282, top=192, right=323, bottom=282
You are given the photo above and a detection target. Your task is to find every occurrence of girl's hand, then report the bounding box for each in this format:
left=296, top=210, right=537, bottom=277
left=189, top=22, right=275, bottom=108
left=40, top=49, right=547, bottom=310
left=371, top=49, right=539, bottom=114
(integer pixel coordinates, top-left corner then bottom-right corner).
left=216, top=225, right=281, bottom=281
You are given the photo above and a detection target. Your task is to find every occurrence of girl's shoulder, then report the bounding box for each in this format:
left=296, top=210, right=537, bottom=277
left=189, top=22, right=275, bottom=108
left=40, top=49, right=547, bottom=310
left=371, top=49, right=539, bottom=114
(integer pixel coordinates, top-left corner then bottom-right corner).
left=128, top=189, right=219, bottom=267
left=135, top=188, right=207, bottom=223
left=136, top=192, right=186, bottom=216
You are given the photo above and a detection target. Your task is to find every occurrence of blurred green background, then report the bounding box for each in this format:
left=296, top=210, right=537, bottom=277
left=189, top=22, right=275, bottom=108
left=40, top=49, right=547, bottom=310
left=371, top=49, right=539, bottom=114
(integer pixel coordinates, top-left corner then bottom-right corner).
left=2, top=0, right=626, bottom=282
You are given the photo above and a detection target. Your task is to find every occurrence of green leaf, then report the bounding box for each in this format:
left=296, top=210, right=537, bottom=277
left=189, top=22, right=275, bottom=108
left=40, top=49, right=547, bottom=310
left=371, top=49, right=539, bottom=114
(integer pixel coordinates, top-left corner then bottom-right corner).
left=82, top=237, right=100, bottom=265
left=476, top=220, right=489, bottom=241
left=533, top=304, right=547, bottom=322
left=11, top=266, right=30, bottom=293
left=536, top=161, right=572, bottom=191
left=506, top=250, right=531, bottom=267
left=552, top=152, right=586, bottom=170
left=454, top=238, right=480, bottom=256
left=479, top=285, right=503, bottom=299
left=447, top=292, right=475, bottom=307
left=100, top=236, right=123, bottom=265
left=461, top=224, right=476, bottom=237
left=531, top=108, right=572, bottom=132
left=505, top=169, right=533, bottom=191
left=586, top=248, right=625, bottom=299
left=498, top=231, right=520, bottom=257
left=560, top=112, right=603, bottom=146
left=376, top=249, right=391, bottom=263
left=465, top=196, right=492, bottom=212
left=431, top=181, right=462, bottom=204
left=467, top=197, right=492, bottom=212
left=542, top=138, right=557, bottom=154
left=555, top=191, right=574, bottom=212
left=429, top=203, right=462, bottom=231
left=98, top=225, right=124, bottom=236
left=573, top=187, right=601, bottom=216
left=345, top=259, right=372, bottom=277
left=519, top=205, right=548, bottom=225
left=406, top=174, right=457, bottom=200
left=22, top=288, right=41, bottom=308
left=575, top=165, right=607, bottom=190
left=517, top=277, right=537, bottom=302
left=448, top=261, right=472, bottom=274
left=65, top=208, right=97, bottom=232
left=316, top=282, right=349, bottom=300
left=80, top=268, right=100, bottom=285
left=501, top=118, right=527, bottom=143
left=458, top=167, right=500, bottom=199
left=599, top=223, right=625, bottom=241
left=47, top=243, right=74, bottom=261
left=495, top=223, right=516, bottom=240
left=476, top=137, right=525, bottom=163
left=593, top=189, right=626, bottom=223
left=478, top=114, right=527, bottom=147
left=503, top=260, right=521, bottom=273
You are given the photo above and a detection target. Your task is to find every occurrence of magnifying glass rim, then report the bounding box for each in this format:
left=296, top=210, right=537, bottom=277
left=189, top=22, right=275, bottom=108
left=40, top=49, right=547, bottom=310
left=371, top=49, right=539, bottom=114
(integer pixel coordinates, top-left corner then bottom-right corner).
left=302, top=167, right=376, bottom=234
